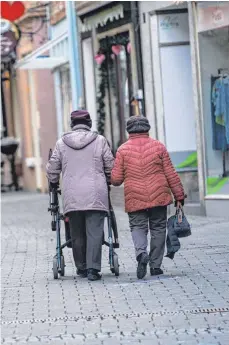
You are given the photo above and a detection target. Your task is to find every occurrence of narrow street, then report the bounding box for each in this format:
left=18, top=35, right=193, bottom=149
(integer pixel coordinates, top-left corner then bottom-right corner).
left=1, top=192, right=229, bottom=345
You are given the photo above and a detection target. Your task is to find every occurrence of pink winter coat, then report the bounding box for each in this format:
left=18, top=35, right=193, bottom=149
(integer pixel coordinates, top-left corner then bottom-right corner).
left=111, top=133, right=185, bottom=213
left=46, top=125, right=114, bottom=214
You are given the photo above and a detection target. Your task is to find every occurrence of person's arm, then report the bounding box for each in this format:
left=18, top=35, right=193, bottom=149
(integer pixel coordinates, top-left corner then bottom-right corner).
left=161, top=146, right=186, bottom=203
left=46, top=141, right=62, bottom=184
left=102, top=138, right=114, bottom=184
left=111, top=150, right=124, bottom=186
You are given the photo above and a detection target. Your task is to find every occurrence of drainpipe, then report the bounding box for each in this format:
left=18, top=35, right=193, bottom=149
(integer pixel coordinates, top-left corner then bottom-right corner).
left=66, top=1, right=82, bottom=109
left=46, top=2, right=51, bottom=40
left=131, top=1, right=145, bottom=116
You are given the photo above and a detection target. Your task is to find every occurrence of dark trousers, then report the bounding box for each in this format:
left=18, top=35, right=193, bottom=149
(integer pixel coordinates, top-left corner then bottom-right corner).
left=128, top=206, right=167, bottom=269
left=68, top=211, right=105, bottom=271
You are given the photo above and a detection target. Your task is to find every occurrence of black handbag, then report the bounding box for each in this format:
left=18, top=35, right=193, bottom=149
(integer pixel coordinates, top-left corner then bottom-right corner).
left=173, top=208, right=191, bottom=238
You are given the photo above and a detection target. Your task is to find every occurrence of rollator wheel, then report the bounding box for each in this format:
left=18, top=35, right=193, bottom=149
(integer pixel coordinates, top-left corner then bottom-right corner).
left=113, top=253, right=119, bottom=277
left=60, top=256, right=65, bottom=276
left=53, top=257, right=58, bottom=279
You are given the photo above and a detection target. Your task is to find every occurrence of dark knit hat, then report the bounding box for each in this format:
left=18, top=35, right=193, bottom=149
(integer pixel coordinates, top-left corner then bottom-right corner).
left=126, top=116, right=151, bottom=134
left=70, top=110, right=92, bottom=128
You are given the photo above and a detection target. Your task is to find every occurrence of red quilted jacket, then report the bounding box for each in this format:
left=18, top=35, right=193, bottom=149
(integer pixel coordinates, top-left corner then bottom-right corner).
left=111, top=133, right=185, bottom=213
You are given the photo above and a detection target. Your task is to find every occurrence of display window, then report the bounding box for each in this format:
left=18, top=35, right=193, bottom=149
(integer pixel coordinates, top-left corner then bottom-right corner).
left=155, top=11, right=198, bottom=171
left=197, top=2, right=229, bottom=195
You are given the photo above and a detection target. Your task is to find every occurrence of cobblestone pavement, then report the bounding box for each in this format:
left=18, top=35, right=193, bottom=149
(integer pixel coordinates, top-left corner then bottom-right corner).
left=1, top=193, right=229, bottom=345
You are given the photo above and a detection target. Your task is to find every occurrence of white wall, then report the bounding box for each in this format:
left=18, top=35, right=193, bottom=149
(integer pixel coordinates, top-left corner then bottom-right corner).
left=82, top=38, right=97, bottom=130
left=50, top=19, right=70, bottom=138
left=199, top=32, right=229, bottom=176
left=139, top=1, right=188, bottom=138
left=160, top=45, right=196, bottom=152
left=51, top=18, right=67, bottom=39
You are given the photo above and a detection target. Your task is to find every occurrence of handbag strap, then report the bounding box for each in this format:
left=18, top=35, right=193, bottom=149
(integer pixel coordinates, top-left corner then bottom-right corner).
left=176, top=208, right=183, bottom=224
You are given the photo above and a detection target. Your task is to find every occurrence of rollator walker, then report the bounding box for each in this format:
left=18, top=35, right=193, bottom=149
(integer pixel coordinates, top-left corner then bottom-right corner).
left=47, top=149, right=120, bottom=279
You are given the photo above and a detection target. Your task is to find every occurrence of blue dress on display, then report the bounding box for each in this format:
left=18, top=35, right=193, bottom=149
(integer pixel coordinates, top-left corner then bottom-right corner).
left=211, top=76, right=229, bottom=151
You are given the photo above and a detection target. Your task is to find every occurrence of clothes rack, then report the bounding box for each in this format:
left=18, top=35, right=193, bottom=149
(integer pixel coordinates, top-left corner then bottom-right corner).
left=211, top=71, right=229, bottom=178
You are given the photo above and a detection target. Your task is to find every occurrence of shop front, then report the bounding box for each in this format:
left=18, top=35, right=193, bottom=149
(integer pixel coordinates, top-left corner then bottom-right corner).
left=194, top=1, right=229, bottom=216
left=79, top=2, right=142, bottom=152
left=139, top=1, right=201, bottom=214
left=139, top=1, right=229, bottom=217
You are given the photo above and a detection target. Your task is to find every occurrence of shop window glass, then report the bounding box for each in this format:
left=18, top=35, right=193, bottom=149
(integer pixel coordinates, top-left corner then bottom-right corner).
left=198, top=26, right=229, bottom=195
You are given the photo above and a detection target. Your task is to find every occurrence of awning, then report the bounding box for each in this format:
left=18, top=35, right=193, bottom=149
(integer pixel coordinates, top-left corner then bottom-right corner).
left=14, top=32, right=69, bottom=70
left=80, top=4, right=124, bottom=32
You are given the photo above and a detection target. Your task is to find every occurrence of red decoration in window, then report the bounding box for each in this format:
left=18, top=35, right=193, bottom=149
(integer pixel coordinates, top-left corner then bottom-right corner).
left=95, top=54, right=106, bottom=65
left=111, top=45, right=122, bottom=56
left=127, top=42, right=131, bottom=54
left=1, top=1, right=25, bottom=22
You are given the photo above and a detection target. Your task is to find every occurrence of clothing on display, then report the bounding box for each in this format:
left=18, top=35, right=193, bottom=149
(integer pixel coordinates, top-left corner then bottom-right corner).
left=211, top=75, right=229, bottom=151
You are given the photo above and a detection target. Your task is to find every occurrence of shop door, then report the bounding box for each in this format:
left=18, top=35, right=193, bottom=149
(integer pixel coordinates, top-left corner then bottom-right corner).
left=97, top=32, right=132, bottom=152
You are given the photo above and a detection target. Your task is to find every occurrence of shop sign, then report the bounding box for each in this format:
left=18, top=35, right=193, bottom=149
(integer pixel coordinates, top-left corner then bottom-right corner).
left=0, top=19, right=20, bottom=60
left=0, top=1, right=25, bottom=22
left=197, top=3, right=229, bottom=32
left=158, top=12, right=189, bottom=44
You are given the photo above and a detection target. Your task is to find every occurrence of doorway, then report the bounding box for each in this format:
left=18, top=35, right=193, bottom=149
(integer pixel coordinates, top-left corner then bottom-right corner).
left=97, top=32, right=133, bottom=152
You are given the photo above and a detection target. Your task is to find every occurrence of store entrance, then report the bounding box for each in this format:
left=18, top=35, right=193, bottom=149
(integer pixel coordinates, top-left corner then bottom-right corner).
left=97, top=32, right=133, bottom=153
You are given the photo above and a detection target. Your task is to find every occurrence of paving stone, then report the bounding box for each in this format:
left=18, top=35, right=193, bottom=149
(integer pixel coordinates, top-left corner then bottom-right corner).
left=1, top=193, right=229, bottom=345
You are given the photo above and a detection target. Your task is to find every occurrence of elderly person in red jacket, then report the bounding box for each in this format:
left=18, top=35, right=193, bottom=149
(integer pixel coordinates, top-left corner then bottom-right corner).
left=46, top=110, right=114, bottom=281
left=111, top=116, right=186, bottom=279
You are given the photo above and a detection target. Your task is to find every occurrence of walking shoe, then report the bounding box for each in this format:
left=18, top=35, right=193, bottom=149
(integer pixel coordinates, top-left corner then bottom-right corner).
left=87, top=269, right=102, bottom=281
left=150, top=268, right=163, bottom=276
left=77, top=269, right=87, bottom=278
left=136, top=253, right=149, bottom=279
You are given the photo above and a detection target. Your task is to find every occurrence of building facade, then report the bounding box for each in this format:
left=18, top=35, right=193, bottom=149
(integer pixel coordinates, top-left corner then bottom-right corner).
left=139, top=1, right=229, bottom=217
left=14, top=2, right=58, bottom=192
left=7, top=1, right=229, bottom=217
left=16, top=1, right=144, bottom=152
left=78, top=1, right=144, bottom=152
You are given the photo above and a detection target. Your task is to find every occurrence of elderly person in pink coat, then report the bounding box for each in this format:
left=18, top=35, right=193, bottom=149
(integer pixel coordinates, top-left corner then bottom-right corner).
left=46, top=110, right=114, bottom=281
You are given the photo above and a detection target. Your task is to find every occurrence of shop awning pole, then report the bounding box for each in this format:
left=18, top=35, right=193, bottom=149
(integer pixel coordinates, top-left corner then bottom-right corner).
left=66, top=1, right=82, bottom=110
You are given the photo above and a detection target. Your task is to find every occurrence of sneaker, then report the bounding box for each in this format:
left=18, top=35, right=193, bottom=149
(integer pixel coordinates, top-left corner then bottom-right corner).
left=136, top=253, right=149, bottom=279
left=77, top=269, right=87, bottom=278
left=150, top=268, right=163, bottom=276
left=87, top=269, right=102, bottom=281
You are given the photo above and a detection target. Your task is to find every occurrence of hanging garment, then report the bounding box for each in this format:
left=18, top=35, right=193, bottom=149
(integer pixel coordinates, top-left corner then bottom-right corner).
left=212, top=78, right=225, bottom=126
left=211, top=77, right=229, bottom=150
left=221, top=77, right=229, bottom=144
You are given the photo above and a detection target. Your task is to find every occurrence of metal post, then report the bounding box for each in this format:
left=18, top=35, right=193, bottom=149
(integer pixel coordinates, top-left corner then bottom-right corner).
left=105, top=50, right=115, bottom=150
left=1, top=79, right=7, bottom=137
left=66, top=1, right=82, bottom=110
left=188, top=2, right=207, bottom=214
left=131, top=1, right=145, bottom=116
